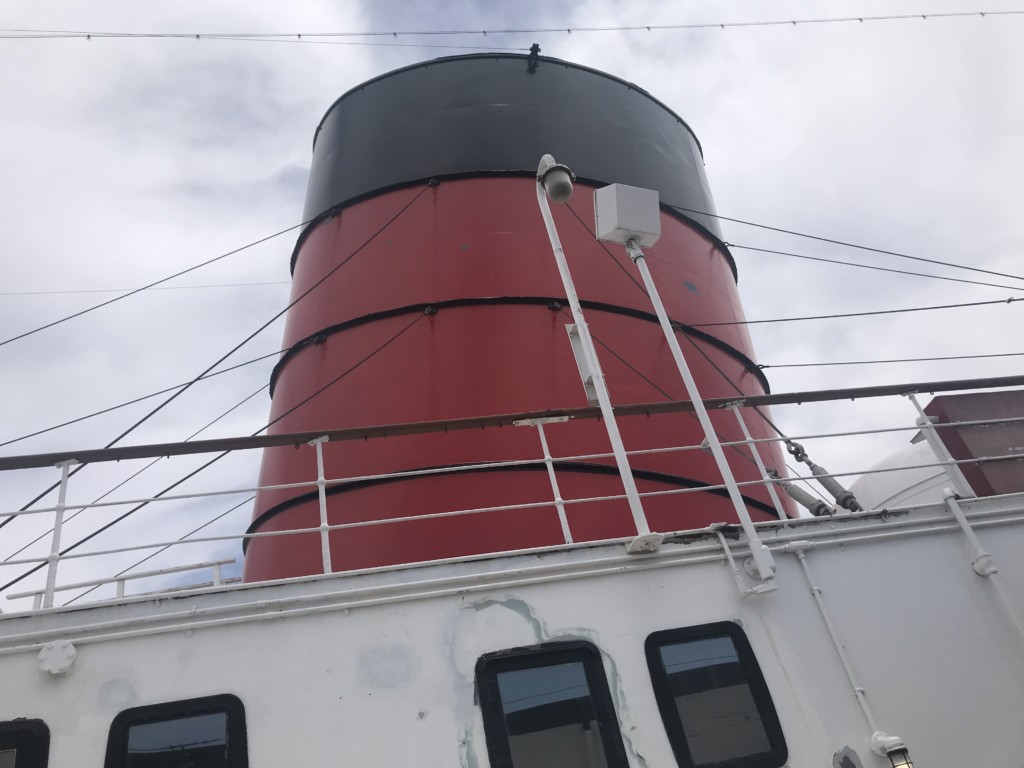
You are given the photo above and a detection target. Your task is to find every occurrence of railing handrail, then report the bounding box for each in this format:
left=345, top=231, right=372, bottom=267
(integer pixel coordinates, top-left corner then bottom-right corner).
left=3, top=373, right=1023, bottom=471
left=6, top=559, right=236, bottom=599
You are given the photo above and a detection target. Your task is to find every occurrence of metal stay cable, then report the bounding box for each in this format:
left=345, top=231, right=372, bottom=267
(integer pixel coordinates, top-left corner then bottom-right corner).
left=3, top=183, right=430, bottom=528
left=0, top=348, right=285, bottom=449
left=690, top=296, right=1020, bottom=327
left=4, top=10, right=1020, bottom=40
left=0, top=218, right=314, bottom=349
left=2, top=385, right=266, bottom=564
left=665, top=202, right=1024, bottom=284
left=728, top=243, right=1021, bottom=291
left=761, top=350, right=1024, bottom=369
left=0, top=312, right=426, bottom=594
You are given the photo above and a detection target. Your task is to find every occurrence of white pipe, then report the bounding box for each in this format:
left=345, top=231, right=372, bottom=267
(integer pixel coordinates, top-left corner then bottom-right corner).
left=536, top=166, right=649, bottom=536
left=944, top=491, right=1024, bottom=643
left=786, top=543, right=879, bottom=734
left=310, top=436, right=334, bottom=574
left=627, top=240, right=775, bottom=579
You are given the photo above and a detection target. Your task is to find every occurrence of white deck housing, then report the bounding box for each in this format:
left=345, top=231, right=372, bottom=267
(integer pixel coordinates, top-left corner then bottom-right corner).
left=3, top=492, right=1024, bottom=766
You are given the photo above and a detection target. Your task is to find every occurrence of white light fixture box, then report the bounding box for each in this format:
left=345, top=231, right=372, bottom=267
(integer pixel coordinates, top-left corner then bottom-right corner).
left=594, top=183, right=661, bottom=247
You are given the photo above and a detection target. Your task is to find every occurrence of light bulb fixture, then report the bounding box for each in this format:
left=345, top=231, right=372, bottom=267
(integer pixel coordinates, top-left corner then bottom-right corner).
left=871, top=731, right=913, bottom=767
left=537, top=153, right=575, bottom=203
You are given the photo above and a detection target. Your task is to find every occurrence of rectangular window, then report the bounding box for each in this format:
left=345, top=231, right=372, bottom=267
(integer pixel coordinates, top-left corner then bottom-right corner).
left=0, top=720, right=49, bottom=768
left=476, top=642, right=628, bottom=768
left=646, top=623, right=787, bottom=768
left=104, top=695, right=247, bottom=768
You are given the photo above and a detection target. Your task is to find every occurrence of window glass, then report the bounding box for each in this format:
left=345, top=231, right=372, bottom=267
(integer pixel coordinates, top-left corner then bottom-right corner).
left=126, top=712, right=228, bottom=767
left=105, top=695, right=246, bottom=768
left=0, top=721, right=49, bottom=768
left=477, top=643, right=627, bottom=768
left=647, top=624, right=786, bottom=768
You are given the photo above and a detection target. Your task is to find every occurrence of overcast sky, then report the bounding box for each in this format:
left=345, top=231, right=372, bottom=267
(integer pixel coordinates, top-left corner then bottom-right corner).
left=1, top=0, right=1022, bottom=610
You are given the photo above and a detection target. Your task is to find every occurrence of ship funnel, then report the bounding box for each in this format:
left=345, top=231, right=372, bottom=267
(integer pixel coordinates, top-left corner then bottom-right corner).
left=243, top=53, right=792, bottom=582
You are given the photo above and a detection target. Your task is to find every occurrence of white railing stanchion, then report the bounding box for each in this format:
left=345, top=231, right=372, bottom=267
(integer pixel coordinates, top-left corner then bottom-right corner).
left=906, top=391, right=975, bottom=498
left=728, top=403, right=791, bottom=520
left=42, top=460, right=74, bottom=609
left=309, top=436, right=334, bottom=574
left=515, top=417, right=573, bottom=544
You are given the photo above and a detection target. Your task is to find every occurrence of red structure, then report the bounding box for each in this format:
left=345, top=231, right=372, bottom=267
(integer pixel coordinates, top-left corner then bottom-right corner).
left=244, top=56, right=791, bottom=581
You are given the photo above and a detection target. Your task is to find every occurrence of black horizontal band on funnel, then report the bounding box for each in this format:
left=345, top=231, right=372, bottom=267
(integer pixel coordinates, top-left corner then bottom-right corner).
left=243, top=460, right=782, bottom=553
left=267, top=295, right=770, bottom=398
left=287, top=175, right=739, bottom=283
left=303, top=54, right=720, bottom=242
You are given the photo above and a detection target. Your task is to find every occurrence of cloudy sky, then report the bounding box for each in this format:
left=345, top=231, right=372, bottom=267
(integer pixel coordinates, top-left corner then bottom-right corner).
left=1, top=0, right=1022, bottom=610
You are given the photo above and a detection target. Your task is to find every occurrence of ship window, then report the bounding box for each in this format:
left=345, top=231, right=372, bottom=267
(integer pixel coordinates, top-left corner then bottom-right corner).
left=475, top=641, right=628, bottom=768
left=104, top=694, right=247, bottom=768
left=646, top=623, right=787, bottom=768
left=0, top=720, right=49, bottom=768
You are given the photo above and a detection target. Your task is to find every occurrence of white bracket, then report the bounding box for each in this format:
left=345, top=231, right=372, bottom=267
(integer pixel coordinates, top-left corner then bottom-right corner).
left=565, top=324, right=600, bottom=406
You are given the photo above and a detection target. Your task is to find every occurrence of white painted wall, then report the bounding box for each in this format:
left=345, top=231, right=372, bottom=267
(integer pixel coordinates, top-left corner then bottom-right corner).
left=3, top=496, right=1024, bottom=767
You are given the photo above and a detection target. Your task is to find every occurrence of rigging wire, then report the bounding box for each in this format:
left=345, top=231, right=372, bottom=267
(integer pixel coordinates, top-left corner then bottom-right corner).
left=727, top=244, right=1022, bottom=291
left=0, top=348, right=285, bottom=449
left=5, top=294, right=1016, bottom=450
left=0, top=31, right=527, bottom=50
left=3, top=184, right=430, bottom=529
left=0, top=218, right=312, bottom=349
left=0, top=312, right=425, bottom=594
left=0, top=280, right=290, bottom=297
left=761, top=351, right=1024, bottom=369
left=693, top=296, right=1020, bottom=327
left=2, top=384, right=267, bottom=564
left=2, top=10, right=1020, bottom=41
left=62, top=495, right=254, bottom=606
left=666, top=203, right=1024, bottom=284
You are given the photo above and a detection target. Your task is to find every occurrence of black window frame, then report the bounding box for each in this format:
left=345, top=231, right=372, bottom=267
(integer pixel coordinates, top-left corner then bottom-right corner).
left=646, top=622, right=787, bottom=768
left=103, top=693, right=248, bottom=768
left=0, top=720, right=49, bottom=768
left=476, top=641, right=629, bottom=768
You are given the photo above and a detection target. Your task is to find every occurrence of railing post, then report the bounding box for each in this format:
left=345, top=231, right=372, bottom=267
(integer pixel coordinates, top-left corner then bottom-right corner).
left=212, top=563, right=223, bottom=587
left=727, top=403, right=791, bottom=520
left=515, top=417, right=573, bottom=544
left=42, top=460, right=73, bottom=609
left=309, top=436, right=333, bottom=574
left=906, top=391, right=975, bottom=498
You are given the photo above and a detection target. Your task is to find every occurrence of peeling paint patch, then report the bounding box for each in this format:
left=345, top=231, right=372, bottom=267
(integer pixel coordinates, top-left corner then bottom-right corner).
left=833, top=746, right=863, bottom=768
left=465, top=597, right=547, bottom=642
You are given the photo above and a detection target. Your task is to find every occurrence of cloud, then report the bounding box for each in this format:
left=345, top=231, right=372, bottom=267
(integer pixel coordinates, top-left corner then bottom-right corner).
left=1, top=0, right=1022, bottom=609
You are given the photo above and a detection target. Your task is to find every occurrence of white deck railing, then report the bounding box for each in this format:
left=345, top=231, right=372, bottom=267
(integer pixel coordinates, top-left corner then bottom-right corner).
left=1, top=375, right=1022, bottom=611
